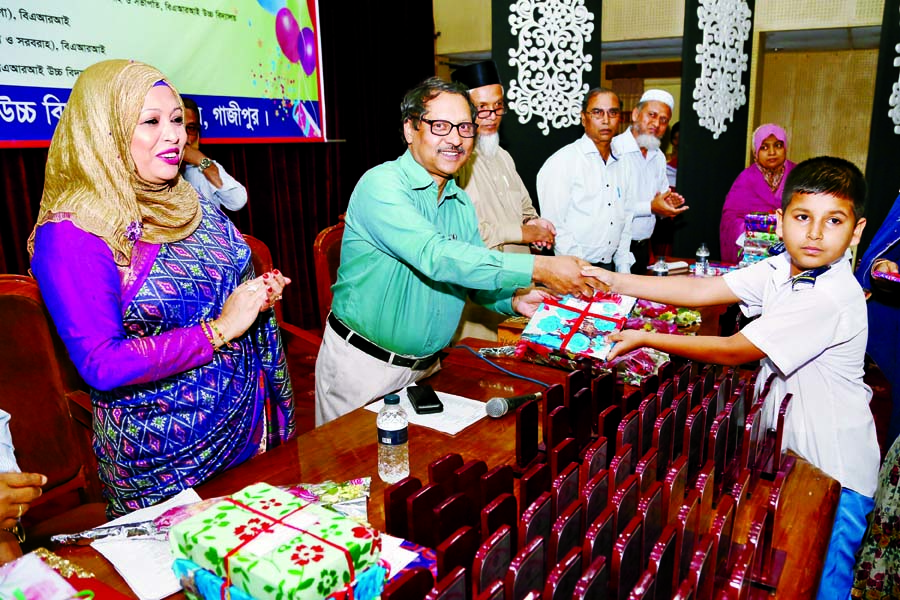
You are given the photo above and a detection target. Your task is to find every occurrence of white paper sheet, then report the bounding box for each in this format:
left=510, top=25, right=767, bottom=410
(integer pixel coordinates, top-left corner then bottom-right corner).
left=378, top=534, right=421, bottom=578
left=91, top=488, right=201, bottom=600
left=365, top=387, right=486, bottom=435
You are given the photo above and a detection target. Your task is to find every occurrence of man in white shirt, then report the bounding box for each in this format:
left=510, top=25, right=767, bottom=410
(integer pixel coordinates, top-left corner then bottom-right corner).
left=181, top=97, right=248, bottom=211
left=611, top=89, right=688, bottom=273
left=452, top=60, right=556, bottom=340
left=537, top=88, right=635, bottom=273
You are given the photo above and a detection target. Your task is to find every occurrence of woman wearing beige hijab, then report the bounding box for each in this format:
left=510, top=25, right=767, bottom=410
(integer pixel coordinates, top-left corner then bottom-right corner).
left=29, top=59, right=295, bottom=517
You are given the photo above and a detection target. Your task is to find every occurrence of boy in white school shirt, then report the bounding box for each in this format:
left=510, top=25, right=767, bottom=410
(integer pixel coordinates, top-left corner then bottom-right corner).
left=583, top=156, right=880, bottom=600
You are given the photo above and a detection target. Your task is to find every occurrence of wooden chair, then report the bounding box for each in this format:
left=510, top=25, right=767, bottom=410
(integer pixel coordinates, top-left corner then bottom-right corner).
left=482, top=493, right=518, bottom=547
left=0, top=275, right=107, bottom=544
left=243, top=233, right=323, bottom=434
left=430, top=453, right=464, bottom=497
left=573, top=555, right=609, bottom=600
left=611, top=516, right=644, bottom=600
left=519, top=492, right=553, bottom=551
left=436, top=525, right=479, bottom=586
left=583, top=506, right=615, bottom=568
left=384, top=566, right=435, bottom=600
left=427, top=566, right=467, bottom=600
left=312, top=214, right=345, bottom=329
left=505, top=536, right=546, bottom=600
left=543, top=547, right=582, bottom=600
left=473, top=525, right=514, bottom=598
left=385, top=477, right=422, bottom=539
left=548, top=499, right=584, bottom=568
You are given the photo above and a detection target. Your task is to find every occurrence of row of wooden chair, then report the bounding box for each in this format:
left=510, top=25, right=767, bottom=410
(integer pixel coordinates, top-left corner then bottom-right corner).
left=382, top=360, right=795, bottom=600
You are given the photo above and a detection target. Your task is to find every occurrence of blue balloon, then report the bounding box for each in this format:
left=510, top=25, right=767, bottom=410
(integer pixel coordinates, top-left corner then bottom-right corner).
left=257, top=0, right=286, bottom=16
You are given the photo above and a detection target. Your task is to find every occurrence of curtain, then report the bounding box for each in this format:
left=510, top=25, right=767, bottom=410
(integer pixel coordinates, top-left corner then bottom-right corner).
left=0, top=0, right=436, bottom=330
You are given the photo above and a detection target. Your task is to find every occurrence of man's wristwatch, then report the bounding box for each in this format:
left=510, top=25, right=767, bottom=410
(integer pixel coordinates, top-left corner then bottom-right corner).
left=198, top=157, right=213, bottom=172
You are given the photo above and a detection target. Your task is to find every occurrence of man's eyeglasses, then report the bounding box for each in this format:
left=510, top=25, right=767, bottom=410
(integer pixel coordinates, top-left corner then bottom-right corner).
left=585, top=108, right=621, bottom=120
left=185, top=124, right=201, bottom=135
left=419, top=117, right=478, bottom=138
left=476, top=106, right=506, bottom=119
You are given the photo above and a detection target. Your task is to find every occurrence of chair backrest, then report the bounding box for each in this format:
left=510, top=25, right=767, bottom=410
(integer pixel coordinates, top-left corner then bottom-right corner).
left=313, top=215, right=345, bottom=328
left=0, top=275, right=96, bottom=517
left=242, top=233, right=283, bottom=324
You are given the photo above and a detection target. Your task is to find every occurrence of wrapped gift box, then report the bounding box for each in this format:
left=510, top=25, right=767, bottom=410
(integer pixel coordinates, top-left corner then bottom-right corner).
left=744, top=212, right=778, bottom=234
left=169, top=483, right=383, bottom=600
left=516, top=292, right=637, bottom=365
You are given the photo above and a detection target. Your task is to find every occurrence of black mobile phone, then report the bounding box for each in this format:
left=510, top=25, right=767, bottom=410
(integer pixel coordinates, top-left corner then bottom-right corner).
left=407, top=384, right=444, bottom=414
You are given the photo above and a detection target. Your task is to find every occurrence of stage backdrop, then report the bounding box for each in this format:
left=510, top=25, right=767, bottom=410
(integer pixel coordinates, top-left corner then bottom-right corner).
left=862, top=0, right=900, bottom=254
left=491, top=0, right=603, bottom=208
left=0, top=0, right=324, bottom=146
left=674, top=0, right=755, bottom=259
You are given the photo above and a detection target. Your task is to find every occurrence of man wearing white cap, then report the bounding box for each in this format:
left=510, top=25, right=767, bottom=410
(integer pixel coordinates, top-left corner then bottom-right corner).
left=612, top=89, right=689, bottom=273
left=452, top=60, right=556, bottom=340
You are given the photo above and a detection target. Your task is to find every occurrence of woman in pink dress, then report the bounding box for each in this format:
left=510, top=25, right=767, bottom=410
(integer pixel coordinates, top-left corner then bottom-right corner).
left=719, top=124, right=795, bottom=264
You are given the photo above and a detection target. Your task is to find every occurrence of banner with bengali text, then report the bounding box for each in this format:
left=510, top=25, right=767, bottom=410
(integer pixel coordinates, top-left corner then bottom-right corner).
left=0, top=0, right=324, bottom=147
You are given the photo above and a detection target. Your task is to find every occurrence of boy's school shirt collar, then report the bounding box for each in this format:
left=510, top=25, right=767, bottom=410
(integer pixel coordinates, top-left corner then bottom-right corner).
left=766, top=243, right=837, bottom=291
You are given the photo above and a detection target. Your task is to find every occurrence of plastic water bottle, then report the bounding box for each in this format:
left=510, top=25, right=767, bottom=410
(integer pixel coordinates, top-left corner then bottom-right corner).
left=377, top=394, right=409, bottom=484
left=651, top=256, right=669, bottom=276
left=695, top=243, right=710, bottom=276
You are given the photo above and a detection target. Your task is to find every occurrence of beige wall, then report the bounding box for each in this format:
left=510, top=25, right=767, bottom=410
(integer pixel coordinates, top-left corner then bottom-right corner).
left=434, top=0, right=490, bottom=55
left=434, top=0, right=885, bottom=50
left=756, top=49, right=877, bottom=169
left=434, top=0, right=884, bottom=164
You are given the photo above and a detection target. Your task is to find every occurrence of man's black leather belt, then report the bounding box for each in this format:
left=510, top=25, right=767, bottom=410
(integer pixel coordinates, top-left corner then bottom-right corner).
left=327, top=313, right=440, bottom=370
left=631, top=238, right=650, bottom=247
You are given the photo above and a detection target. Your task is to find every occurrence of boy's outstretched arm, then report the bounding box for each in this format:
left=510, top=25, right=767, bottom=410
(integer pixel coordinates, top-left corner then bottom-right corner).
left=607, top=329, right=766, bottom=366
left=582, top=266, right=741, bottom=307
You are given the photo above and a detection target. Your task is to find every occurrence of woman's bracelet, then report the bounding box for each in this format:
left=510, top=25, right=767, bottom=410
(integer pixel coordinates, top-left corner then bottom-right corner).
left=208, top=319, right=235, bottom=350
left=200, top=319, right=217, bottom=350
left=871, top=258, right=891, bottom=275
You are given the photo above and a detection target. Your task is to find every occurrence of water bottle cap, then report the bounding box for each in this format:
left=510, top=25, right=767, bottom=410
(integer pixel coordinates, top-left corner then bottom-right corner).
left=384, top=394, right=400, bottom=405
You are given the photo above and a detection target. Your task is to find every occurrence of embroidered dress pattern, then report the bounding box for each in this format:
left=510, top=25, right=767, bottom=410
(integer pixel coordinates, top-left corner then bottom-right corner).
left=92, top=200, right=294, bottom=517
left=692, top=0, right=752, bottom=139
left=507, top=0, right=594, bottom=136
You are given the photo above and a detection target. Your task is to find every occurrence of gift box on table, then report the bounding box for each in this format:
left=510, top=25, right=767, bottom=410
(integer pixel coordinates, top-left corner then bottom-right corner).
left=169, top=483, right=386, bottom=600
left=744, top=212, right=778, bottom=234
left=515, top=292, right=637, bottom=367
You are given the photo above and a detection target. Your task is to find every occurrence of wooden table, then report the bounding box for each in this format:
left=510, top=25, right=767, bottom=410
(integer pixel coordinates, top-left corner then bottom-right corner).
left=55, top=336, right=839, bottom=599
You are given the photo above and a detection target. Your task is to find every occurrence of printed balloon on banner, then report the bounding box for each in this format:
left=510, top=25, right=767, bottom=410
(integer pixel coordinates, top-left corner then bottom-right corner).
left=298, top=27, right=317, bottom=75
left=275, top=7, right=301, bottom=63
left=256, top=0, right=287, bottom=15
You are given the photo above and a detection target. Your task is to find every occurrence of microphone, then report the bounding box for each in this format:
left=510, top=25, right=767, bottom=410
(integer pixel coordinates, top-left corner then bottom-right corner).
left=485, top=392, right=543, bottom=418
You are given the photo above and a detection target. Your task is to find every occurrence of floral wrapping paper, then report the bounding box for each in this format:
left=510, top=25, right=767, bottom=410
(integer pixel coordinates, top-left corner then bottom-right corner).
left=169, top=483, right=382, bottom=600
left=516, top=292, right=637, bottom=363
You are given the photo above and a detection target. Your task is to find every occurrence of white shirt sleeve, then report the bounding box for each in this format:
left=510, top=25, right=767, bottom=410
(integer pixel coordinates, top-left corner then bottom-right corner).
left=210, top=161, right=248, bottom=211
left=537, top=152, right=586, bottom=258
left=0, top=410, right=20, bottom=472
left=722, top=259, right=773, bottom=318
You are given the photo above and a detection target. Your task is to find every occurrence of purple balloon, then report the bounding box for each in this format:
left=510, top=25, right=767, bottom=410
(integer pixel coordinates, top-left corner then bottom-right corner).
left=298, top=27, right=317, bottom=75
left=275, top=8, right=301, bottom=63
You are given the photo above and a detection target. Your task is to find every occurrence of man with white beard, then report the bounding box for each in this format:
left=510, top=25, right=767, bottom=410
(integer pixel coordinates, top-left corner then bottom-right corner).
left=612, top=89, right=689, bottom=273
left=452, top=61, right=556, bottom=340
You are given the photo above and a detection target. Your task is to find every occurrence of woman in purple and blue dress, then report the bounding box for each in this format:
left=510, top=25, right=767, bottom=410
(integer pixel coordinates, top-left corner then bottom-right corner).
left=29, top=59, right=295, bottom=517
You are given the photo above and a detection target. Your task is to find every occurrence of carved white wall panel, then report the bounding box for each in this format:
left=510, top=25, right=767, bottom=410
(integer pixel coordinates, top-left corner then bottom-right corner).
left=889, top=8, right=900, bottom=134
left=692, top=0, right=752, bottom=139
left=506, top=0, right=594, bottom=136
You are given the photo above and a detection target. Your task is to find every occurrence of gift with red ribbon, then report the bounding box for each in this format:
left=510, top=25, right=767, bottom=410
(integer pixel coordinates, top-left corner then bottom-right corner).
left=516, top=292, right=637, bottom=367
left=169, top=483, right=383, bottom=600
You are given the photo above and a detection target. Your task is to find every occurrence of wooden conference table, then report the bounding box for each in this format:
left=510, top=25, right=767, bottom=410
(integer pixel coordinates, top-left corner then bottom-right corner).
left=55, top=327, right=839, bottom=599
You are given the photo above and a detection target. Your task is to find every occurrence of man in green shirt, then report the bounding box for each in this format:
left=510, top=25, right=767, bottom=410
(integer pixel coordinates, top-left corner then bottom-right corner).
left=315, top=77, right=601, bottom=425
